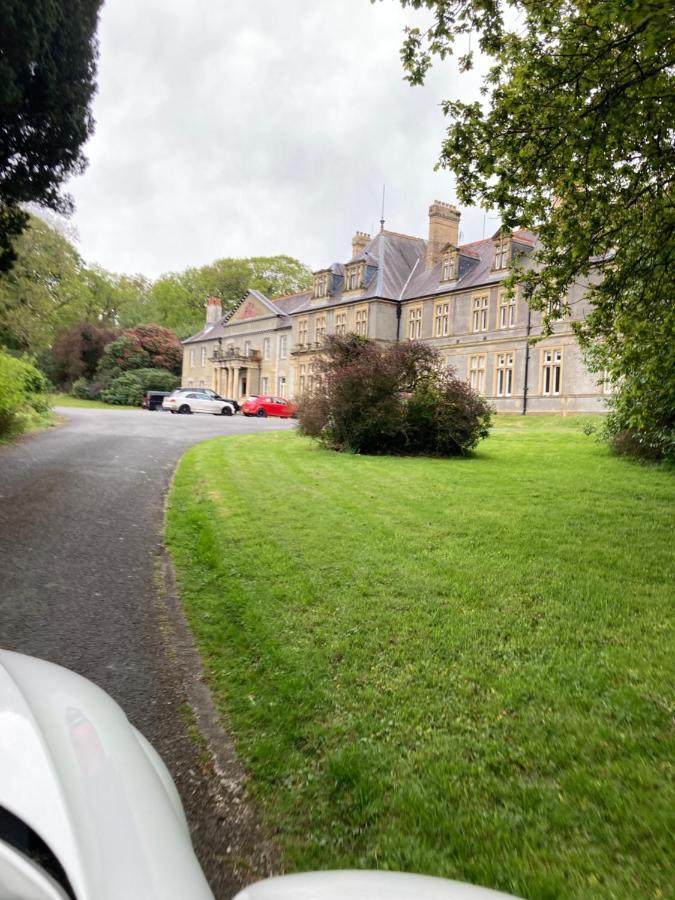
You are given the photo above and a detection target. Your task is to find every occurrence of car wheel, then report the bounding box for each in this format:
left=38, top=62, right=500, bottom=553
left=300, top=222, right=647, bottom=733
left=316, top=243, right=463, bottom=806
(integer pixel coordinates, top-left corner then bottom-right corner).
left=178, top=405, right=191, bottom=414
left=256, top=408, right=267, bottom=417
left=220, top=406, right=233, bottom=416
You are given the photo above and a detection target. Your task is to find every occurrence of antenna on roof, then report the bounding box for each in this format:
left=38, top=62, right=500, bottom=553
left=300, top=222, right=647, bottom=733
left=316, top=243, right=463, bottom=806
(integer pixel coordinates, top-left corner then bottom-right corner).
left=380, top=184, right=386, bottom=232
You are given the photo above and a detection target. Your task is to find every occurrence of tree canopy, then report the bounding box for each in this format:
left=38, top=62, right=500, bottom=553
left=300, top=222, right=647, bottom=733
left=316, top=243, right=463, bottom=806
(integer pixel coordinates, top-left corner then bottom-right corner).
left=0, top=0, right=103, bottom=271
left=389, top=0, right=675, bottom=458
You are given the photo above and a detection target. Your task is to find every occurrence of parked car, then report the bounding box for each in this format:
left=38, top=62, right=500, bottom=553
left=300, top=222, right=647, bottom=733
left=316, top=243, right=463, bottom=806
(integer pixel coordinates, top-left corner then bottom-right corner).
left=141, top=390, right=171, bottom=411
left=163, top=391, right=235, bottom=416
left=173, top=388, right=240, bottom=412
left=0, top=649, right=214, bottom=900
left=240, top=396, right=296, bottom=418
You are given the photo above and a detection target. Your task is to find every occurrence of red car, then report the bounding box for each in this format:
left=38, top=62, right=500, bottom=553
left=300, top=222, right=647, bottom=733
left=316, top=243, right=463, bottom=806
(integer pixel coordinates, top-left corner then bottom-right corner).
left=241, top=395, right=297, bottom=418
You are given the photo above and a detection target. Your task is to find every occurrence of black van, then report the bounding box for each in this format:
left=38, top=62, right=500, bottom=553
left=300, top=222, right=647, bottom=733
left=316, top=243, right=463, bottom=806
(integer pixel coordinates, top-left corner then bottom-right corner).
left=141, top=391, right=171, bottom=411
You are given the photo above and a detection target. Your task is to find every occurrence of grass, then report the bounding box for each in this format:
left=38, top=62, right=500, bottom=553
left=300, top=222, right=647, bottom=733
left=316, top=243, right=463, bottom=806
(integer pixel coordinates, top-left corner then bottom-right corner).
left=165, top=416, right=674, bottom=899
left=0, top=406, right=56, bottom=444
left=51, top=392, right=139, bottom=410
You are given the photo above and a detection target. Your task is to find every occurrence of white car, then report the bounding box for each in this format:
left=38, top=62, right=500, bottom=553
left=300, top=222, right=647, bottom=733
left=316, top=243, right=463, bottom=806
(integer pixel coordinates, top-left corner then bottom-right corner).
left=163, top=390, right=235, bottom=416
left=0, top=649, right=214, bottom=900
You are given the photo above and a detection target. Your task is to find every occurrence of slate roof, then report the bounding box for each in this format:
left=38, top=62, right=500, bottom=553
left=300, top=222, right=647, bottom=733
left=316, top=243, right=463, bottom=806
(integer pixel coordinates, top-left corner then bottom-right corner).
left=182, top=288, right=311, bottom=344
left=293, top=230, right=427, bottom=313
left=402, top=229, right=536, bottom=301
left=183, top=225, right=537, bottom=343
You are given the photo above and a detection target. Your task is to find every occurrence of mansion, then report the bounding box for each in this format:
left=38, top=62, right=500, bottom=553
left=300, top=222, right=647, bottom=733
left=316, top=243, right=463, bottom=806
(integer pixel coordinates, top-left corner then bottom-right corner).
left=182, top=201, right=606, bottom=413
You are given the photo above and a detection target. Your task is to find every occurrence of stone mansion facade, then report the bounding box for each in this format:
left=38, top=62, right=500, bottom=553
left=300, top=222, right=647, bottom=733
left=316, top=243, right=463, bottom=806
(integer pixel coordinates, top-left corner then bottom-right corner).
left=182, top=201, right=606, bottom=413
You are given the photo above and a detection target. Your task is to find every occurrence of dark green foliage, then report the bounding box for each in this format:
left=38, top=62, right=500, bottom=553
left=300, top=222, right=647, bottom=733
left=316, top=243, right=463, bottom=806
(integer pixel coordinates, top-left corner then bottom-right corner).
left=389, top=0, right=675, bottom=459
left=100, top=367, right=179, bottom=406
left=0, top=0, right=103, bottom=269
left=298, top=336, right=492, bottom=455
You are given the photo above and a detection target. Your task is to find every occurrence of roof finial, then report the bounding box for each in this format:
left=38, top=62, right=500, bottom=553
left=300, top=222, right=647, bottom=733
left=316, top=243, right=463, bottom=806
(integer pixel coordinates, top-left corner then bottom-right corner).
left=380, top=184, right=386, bottom=232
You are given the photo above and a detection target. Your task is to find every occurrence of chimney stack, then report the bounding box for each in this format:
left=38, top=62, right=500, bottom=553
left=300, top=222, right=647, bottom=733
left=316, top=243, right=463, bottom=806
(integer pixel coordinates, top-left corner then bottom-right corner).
left=351, top=231, right=370, bottom=259
left=206, top=296, right=222, bottom=324
left=426, top=201, right=460, bottom=269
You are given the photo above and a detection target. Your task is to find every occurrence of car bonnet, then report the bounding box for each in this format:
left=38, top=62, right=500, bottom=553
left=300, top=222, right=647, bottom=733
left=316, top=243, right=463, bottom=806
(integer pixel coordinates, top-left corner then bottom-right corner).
left=0, top=650, right=214, bottom=900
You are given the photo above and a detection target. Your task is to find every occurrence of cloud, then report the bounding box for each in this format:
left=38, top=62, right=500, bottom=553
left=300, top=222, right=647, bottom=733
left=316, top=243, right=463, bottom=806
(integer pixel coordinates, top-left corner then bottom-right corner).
left=67, top=0, right=494, bottom=278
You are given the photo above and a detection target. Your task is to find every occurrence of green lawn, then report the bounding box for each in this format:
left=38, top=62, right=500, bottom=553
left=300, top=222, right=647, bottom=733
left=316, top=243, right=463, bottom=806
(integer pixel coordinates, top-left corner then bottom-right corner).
left=51, top=392, right=139, bottom=410
left=165, top=417, right=674, bottom=899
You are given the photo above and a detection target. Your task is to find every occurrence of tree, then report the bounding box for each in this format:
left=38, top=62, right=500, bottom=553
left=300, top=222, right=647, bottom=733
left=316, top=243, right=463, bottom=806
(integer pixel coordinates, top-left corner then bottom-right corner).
left=0, top=0, right=103, bottom=271
left=148, top=256, right=312, bottom=337
left=0, top=215, right=99, bottom=353
left=388, top=0, right=675, bottom=458
left=97, top=324, right=182, bottom=377
left=51, top=320, right=117, bottom=388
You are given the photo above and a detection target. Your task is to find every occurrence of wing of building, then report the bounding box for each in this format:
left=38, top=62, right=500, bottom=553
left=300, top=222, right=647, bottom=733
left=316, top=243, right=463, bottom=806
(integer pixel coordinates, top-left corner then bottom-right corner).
left=181, top=201, right=606, bottom=413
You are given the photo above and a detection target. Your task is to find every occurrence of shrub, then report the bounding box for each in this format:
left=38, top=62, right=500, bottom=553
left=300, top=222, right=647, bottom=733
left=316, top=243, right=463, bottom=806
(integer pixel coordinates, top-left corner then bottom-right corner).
left=100, top=367, right=179, bottom=406
left=0, top=350, right=51, bottom=437
left=297, top=336, right=493, bottom=456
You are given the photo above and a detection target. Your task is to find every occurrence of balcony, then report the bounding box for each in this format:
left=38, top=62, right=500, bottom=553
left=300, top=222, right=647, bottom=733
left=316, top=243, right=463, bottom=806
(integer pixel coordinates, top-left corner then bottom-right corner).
left=291, top=341, right=324, bottom=356
left=210, top=347, right=261, bottom=364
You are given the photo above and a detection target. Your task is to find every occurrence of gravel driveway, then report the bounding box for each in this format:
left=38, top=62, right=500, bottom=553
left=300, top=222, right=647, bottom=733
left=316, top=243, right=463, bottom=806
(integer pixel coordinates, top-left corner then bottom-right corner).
left=0, top=406, right=294, bottom=897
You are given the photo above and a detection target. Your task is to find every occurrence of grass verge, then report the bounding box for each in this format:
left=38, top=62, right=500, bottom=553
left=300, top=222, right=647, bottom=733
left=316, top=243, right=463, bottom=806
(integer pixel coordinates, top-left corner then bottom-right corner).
left=165, top=417, right=674, bottom=899
left=52, top=392, right=139, bottom=410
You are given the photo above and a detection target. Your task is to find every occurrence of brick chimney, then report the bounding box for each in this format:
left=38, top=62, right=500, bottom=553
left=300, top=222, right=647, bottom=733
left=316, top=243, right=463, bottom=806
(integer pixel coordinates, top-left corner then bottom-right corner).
left=426, top=201, right=460, bottom=269
left=206, top=296, right=222, bottom=324
left=351, top=231, right=370, bottom=259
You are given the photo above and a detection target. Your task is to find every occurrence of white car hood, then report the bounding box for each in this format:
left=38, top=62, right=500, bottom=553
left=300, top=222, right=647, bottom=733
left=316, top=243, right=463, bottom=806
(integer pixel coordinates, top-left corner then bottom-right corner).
left=0, top=649, right=214, bottom=899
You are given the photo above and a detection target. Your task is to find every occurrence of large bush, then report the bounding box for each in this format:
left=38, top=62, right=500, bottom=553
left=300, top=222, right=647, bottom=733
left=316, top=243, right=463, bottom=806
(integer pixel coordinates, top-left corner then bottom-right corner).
left=298, top=336, right=492, bottom=456
left=0, top=350, right=51, bottom=437
left=100, top=367, right=179, bottom=406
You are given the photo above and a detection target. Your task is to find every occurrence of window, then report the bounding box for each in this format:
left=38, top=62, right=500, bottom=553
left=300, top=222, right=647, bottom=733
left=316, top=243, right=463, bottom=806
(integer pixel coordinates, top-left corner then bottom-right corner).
left=468, top=355, right=486, bottom=393
left=261, top=376, right=269, bottom=394
left=314, top=272, right=329, bottom=297
left=263, top=337, right=271, bottom=360
left=335, top=312, right=347, bottom=336
left=472, top=295, right=489, bottom=332
left=187, top=379, right=193, bottom=387
left=408, top=306, right=422, bottom=340
left=355, top=307, right=368, bottom=336
left=278, top=376, right=286, bottom=398
left=493, top=238, right=510, bottom=270
left=542, top=348, right=562, bottom=396
left=498, top=290, right=517, bottom=328
left=315, top=316, right=326, bottom=344
left=434, top=302, right=450, bottom=337
left=345, top=266, right=361, bottom=291
left=298, top=319, right=309, bottom=345
left=199, top=380, right=205, bottom=388
left=244, top=340, right=251, bottom=358
left=279, top=335, right=288, bottom=359
left=189, top=349, right=195, bottom=368
left=441, top=252, right=457, bottom=281
left=200, top=347, right=207, bottom=366
left=546, top=298, right=563, bottom=317
left=299, top=364, right=306, bottom=394
left=495, top=351, right=514, bottom=397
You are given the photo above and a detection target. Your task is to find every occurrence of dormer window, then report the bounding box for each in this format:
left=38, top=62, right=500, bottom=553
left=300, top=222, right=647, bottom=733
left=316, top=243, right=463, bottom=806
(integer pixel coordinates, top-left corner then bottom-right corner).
left=313, top=271, right=329, bottom=298
left=441, top=250, right=459, bottom=282
left=345, top=264, right=363, bottom=292
left=493, top=236, right=511, bottom=270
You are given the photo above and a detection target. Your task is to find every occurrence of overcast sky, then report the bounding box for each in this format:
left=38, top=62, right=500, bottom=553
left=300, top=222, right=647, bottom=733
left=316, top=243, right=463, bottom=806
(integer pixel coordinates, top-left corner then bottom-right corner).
left=66, top=0, right=496, bottom=280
